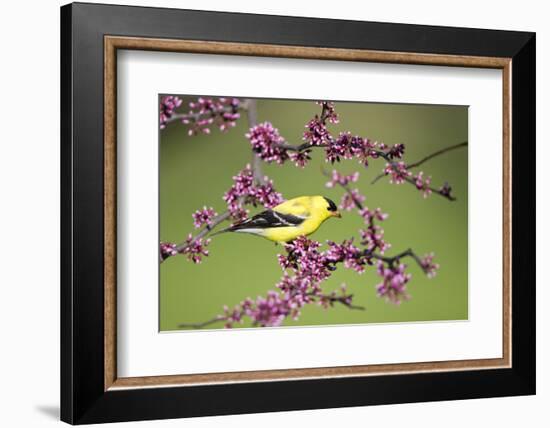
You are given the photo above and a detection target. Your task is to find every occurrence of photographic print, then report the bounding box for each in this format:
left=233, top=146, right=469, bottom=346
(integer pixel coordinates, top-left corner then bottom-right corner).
left=159, top=96, right=468, bottom=331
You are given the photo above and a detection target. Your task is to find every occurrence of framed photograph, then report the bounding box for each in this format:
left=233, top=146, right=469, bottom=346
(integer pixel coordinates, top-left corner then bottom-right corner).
left=61, top=2, right=535, bottom=424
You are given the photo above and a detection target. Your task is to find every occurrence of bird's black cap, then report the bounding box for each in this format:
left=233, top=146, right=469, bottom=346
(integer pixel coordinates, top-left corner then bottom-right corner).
left=323, top=197, right=338, bottom=212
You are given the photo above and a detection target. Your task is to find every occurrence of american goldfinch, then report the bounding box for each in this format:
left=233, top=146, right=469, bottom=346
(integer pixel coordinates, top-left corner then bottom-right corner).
left=215, top=196, right=341, bottom=243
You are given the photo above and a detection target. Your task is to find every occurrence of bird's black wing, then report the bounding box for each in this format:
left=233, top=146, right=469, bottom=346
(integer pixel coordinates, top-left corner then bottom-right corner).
left=229, top=210, right=305, bottom=231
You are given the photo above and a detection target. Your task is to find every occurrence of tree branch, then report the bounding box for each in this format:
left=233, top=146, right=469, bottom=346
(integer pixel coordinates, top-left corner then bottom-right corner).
left=370, top=141, right=468, bottom=185
left=164, top=99, right=250, bottom=126
left=246, top=99, right=267, bottom=185
left=161, top=99, right=267, bottom=263
left=366, top=248, right=429, bottom=273
left=177, top=291, right=364, bottom=329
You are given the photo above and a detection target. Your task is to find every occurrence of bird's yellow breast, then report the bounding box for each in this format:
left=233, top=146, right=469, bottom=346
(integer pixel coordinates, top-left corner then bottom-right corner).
left=262, top=212, right=326, bottom=243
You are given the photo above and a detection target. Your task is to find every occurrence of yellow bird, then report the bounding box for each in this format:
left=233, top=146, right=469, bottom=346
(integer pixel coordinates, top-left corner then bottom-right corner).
left=215, top=196, right=341, bottom=244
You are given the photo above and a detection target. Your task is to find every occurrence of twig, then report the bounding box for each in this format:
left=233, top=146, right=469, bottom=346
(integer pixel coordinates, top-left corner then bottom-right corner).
left=178, top=316, right=227, bottom=329
left=318, top=294, right=365, bottom=311
left=366, top=248, right=428, bottom=273
left=370, top=141, right=468, bottom=185
left=178, top=291, right=364, bottom=329
left=173, top=211, right=232, bottom=253
left=406, top=141, right=468, bottom=169
left=164, top=101, right=248, bottom=126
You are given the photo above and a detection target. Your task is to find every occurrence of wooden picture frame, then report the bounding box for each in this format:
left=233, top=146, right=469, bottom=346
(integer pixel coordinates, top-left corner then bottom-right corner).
left=61, top=2, right=535, bottom=424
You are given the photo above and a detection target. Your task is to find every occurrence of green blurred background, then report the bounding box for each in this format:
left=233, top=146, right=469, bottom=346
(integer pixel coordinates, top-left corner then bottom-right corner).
left=160, top=97, right=468, bottom=331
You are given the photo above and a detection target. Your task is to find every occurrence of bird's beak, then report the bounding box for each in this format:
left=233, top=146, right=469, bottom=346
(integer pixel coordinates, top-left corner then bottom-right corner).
left=332, top=211, right=342, bottom=218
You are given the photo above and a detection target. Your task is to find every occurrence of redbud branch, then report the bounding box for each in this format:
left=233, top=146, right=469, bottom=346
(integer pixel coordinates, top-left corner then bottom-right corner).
left=173, top=211, right=232, bottom=254
left=366, top=248, right=430, bottom=274
left=178, top=292, right=364, bottom=329
left=276, top=142, right=328, bottom=152
left=164, top=99, right=250, bottom=126
left=322, top=168, right=431, bottom=274
left=161, top=99, right=267, bottom=263
left=403, top=175, right=456, bottom=201
left=370, top=141, right=468, bottom=185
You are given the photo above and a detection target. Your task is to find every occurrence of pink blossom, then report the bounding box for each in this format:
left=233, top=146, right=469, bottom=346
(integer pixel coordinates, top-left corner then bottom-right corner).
left=375, top=262, right=412, bottom=304
left=250, top=180, right=284, bottom=208
left=159, top=242, right=178, bottom=260
left=159, top=96, right=182, bottom=129
left=420, top=253, right=440, bottom=278
left=192, top=206, right=217, bottom=229
left=318, top=101, right=339, bottom=124
left=223, top=165, right=283, bottom=219
left=325, top=132, right=352, bottom=163
left=359, top=207, right=390, bottom=254
left=183, top=97, right=240, bottom=135
left=325, top=170, right=359, bottom=188
left=413, top=171, right=432, bottom=198
left=289, top=150, right=311, bottom=168
left=326, top=240, right=368, bottom=273
left=180, top=234, right=211, bottom=264
left=384, top=161, right=412, bottom=184
left=246, top=122, right=289, bottom=164
left=388, top=143, right=405, bottom=159
left=340, top=189, right=365, bottom=211
left=303, top=117, right=331, bottom=146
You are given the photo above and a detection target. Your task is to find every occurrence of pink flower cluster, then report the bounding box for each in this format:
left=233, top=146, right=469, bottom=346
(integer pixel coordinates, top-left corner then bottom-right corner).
left=289, top=150, right=312, bottom=168
left=180, top=234, right=211, bottom=264
left=319, top=101, right=340, bottom=124
left=303, top=117, right=332, bottom=147
left=302, top=102, right=339, bottom=147
left=159, top=242, right=178, bottom=260
left=192, top=206, right=217, bottom=229
left=222, top=291, right=292, bottom=328
left=324, top=132, right=378, bottom=165
left=340, top=189, right=366, bottom=211
left=413, top=171, right=432, bottom=198
left=326, top=239, right=368, bottom=273
left=376, top=262, right=412, bottom=304
left=359, top=207, right=391, bottom=254
left=159, top=96, right=183, bottom=129
left=325, top=170, right=366, bottom=211
left=325, top=170, right=359, bottom=188
left=379, top=143, right=406, bottom=159
left=246, top=122, right=289, bottom=164
left=223, top=164, right=284, bottom=220
left=159, top=236, right=211, bottom=264
left=384, top=162, right=442, bottom=199
left=384, top=161, right=412, bottom=184
left=420, top=253, right=440, bottom=278
left=181, top=97, right=241, bottom=135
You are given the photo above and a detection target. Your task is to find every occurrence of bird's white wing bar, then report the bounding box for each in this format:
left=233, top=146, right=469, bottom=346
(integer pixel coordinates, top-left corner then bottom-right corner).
left=229, top=210, right=305, bottom=231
